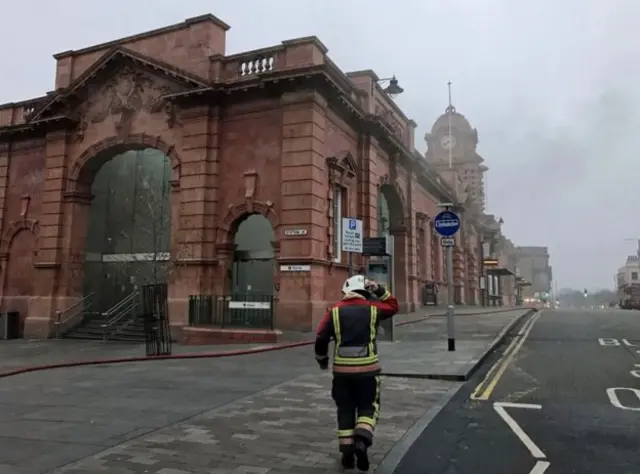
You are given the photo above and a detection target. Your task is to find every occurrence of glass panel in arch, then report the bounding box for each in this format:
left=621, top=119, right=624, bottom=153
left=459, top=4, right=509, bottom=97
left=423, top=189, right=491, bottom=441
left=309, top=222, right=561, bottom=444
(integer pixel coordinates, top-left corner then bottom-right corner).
left=132, top=149, right=171, bottom=255
left=234, top=215, right=274, bottom=252
left=378, top=194, right=390, bottom=236
left=104, top=151, right=137, bottom=255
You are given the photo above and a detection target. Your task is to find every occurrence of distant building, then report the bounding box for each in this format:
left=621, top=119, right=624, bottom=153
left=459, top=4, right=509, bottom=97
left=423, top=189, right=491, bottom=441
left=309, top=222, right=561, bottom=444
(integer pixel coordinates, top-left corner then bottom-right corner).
left=515, top=246, right=552, bottom=298
left=617, top=256, right=640, bottom=288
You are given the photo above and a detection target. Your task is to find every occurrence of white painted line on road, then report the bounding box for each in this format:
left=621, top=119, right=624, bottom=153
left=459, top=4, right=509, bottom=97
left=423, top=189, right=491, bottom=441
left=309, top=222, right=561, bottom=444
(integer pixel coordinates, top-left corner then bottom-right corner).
left=606, top=387, right=640, bottom=411
left=495, top=401, right=542, bottom=410
left=494, top=402, right=546, bottom=459
left=530, top=460, right=550, bottom=474
left=598, top=338, right=621, bottom=346
left=471, top=312, right=543, bottom=400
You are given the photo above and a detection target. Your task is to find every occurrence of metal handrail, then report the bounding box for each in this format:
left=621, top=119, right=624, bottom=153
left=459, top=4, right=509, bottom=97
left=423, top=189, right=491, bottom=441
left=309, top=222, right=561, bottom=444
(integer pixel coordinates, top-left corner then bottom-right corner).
left=101, top=300, right=139, bottom=339
left=102, top=291, right=138, bottom=319
left=54, top=292, right=95, bottom=338
left=100, top=292, right=139, bottom=340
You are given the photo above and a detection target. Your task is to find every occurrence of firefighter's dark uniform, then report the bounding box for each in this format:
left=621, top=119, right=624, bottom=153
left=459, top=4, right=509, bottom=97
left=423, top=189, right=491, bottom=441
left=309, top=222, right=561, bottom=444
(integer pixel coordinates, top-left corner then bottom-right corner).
left=314, top=284, right=398, bottom=469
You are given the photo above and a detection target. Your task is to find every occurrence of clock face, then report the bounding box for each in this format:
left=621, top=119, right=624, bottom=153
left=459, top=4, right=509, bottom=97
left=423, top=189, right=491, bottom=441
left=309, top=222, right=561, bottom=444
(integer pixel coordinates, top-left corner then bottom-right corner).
left=439, top=134, right=456, bottom=150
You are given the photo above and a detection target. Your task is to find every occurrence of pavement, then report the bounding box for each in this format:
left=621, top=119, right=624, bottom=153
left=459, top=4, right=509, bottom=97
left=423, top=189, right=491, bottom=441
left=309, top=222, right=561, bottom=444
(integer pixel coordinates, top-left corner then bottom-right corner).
left=0, top=306, right=532, bottom=473
left=393, top=308, right=640, bottom=473
left=384, top=308, right=529, bottom=380
left=0, top=305, right=528, bottom=375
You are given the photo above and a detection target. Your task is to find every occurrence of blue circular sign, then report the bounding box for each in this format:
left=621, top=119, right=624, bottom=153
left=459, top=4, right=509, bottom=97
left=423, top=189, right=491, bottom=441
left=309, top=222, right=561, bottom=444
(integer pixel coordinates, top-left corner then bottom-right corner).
left=433, top=211, right=460, bottom=237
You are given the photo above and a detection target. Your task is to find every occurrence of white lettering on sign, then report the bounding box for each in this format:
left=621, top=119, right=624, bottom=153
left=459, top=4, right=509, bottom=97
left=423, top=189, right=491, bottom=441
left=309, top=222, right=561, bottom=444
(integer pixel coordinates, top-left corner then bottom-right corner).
left=435, top=219, right=459, bottom=228
left=228, top=301, right=270, bottom=310
left=440, top=238, right=455, bottom=247
left=341, top=218, right=363, bottom=253
left=598, top=338, right=621, bottom=346
left=284, top=229, right=308, bottom=236
left=279, top=264, right=311, bottom=272
left=606, top=387, right=640, bottom=411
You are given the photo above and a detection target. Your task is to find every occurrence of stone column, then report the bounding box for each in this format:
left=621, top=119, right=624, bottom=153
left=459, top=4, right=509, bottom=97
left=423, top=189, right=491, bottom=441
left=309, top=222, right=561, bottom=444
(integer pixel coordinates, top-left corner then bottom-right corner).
left=277, top=90, right=328, bottom=330
left=390, top=226, right=409, bottom=313
left=0, top=145, right=9, bottom=303
left=24, top=130, right=70, bottom=338
left=58, top=192, right=92, bottom=299
left=171, top=105, right=220, bottom=332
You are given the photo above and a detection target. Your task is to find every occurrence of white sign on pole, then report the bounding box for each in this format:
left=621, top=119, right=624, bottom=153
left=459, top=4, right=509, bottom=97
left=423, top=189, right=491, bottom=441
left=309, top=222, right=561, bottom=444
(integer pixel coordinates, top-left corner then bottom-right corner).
left=441, top=237, right=455, bottom=247
left=341, top=218, right=363, bottom=253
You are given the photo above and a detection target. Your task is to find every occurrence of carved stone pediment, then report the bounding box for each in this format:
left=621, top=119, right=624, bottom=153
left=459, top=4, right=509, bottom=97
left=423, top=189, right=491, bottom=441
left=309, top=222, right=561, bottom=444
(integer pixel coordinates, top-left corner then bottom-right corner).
left=75, top=65, right=188, bottom=138
left=80, top=65, right=182, bottom=123
left=28, top=47, right=208, bottom=133
left=327, top=151, right=357, bottom=185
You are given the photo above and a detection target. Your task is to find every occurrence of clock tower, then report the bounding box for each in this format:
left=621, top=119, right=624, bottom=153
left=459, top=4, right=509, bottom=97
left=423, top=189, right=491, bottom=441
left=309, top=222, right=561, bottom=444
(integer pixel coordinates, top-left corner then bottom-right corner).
left=424, top=105, right=488, bottom=212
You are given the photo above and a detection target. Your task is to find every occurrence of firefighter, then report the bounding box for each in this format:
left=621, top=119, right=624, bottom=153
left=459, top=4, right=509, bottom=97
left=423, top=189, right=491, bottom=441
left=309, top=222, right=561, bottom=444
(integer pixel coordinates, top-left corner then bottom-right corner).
left=314, top=275, right=399, bottom=471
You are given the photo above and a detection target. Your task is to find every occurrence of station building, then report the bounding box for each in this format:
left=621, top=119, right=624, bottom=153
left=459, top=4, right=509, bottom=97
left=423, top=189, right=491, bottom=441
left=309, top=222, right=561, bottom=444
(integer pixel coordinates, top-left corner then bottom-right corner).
left=0, top=14, right=516, bottom=342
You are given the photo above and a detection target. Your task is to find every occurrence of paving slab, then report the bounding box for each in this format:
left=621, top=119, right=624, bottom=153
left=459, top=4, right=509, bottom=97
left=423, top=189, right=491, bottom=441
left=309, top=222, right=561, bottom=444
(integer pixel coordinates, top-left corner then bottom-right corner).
left=381, top=309, right=532, bottom=380
left=44, top=373, right=458, bottom=474
left=0, top=308, right=530, bottom=473
left=0, top=347, right=317, bottom=473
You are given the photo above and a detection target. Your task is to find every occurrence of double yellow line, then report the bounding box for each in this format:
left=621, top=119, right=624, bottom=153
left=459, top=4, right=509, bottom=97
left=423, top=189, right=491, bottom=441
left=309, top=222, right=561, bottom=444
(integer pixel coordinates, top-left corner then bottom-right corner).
left=470, top=311, right=543, bottom=401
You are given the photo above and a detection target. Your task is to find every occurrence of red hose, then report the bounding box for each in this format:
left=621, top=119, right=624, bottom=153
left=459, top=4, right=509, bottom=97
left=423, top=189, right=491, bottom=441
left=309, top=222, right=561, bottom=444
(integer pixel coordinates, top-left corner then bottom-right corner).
left=0, top=340, right=314, bottom=379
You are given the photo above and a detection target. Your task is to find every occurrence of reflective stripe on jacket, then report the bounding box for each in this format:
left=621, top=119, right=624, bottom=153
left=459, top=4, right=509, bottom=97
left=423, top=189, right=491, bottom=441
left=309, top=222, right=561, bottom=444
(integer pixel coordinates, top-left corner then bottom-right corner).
left=314, top=286, right=398, bottom=376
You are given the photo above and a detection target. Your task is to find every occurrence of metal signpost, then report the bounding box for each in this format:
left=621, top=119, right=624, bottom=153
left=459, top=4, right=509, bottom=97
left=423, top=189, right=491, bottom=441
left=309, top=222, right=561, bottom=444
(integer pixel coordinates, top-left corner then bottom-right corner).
left=342, top=218, right=363, bottom=276
left=434, top=206, right=461, bottom=351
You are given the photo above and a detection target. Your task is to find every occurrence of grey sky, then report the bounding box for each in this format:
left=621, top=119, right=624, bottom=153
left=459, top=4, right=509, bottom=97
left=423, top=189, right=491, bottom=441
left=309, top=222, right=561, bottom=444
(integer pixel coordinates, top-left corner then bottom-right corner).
left=2, top=0, right=638, bottom=290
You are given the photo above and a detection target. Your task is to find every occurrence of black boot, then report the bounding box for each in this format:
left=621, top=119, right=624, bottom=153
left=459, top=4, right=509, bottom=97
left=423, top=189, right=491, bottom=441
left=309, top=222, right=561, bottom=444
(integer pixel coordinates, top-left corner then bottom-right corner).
left=340, top=445, right=355, bottom=470
left=341, top=452, right=355, bottom=469
left=354, top=438, right=370, bottom=471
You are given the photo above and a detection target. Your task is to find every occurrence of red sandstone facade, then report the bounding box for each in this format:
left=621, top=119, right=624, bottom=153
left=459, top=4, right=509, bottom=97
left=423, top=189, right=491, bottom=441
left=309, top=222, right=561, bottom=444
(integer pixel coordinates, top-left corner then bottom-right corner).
left=0, top=15, right=514, bottom=340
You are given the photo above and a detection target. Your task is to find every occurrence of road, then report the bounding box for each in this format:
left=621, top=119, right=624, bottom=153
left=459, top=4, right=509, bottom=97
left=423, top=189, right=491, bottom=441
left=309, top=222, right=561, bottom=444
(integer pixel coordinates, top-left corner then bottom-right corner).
left=393, top=308, right=640, bottom=474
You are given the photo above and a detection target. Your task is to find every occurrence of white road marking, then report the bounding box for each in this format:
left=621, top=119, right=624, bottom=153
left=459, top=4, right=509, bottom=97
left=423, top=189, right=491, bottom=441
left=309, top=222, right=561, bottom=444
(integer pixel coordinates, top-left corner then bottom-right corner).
left=606, top=387, right=640, bottom=411
left=598, top=338, right=621, bottom=346
left=495, top=401, right=542, bottom=410
left=530, top=460, right=550, bottom=474
left=494, top=402, right=545, bottom=459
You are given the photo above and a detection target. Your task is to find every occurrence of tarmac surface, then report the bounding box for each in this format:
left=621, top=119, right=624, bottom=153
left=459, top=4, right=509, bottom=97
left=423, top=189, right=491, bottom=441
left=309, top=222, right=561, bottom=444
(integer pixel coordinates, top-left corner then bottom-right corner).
left=0, top=306, right=530, bottom=473
left=393, top=308, right=640, bottom=474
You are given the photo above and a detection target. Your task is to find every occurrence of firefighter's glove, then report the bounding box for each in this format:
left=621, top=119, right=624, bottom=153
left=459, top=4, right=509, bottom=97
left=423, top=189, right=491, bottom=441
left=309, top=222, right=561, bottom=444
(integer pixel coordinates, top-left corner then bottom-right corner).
left=317, top=357, right=329, bottom=370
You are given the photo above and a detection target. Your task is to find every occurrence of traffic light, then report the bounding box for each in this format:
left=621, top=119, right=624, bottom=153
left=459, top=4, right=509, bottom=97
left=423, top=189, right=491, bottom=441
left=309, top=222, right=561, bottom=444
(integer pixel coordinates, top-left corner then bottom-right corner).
left=584, top=288, right=588, bottom=298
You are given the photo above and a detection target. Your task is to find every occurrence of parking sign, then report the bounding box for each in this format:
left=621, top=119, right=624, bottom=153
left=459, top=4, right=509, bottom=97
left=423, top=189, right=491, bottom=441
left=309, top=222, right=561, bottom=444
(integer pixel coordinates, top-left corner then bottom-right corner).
left=341, top=218, right=363, bottom=253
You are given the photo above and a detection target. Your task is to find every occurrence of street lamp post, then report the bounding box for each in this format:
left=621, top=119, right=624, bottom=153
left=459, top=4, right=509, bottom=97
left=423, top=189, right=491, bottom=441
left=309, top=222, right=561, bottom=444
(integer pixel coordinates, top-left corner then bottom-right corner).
left=377, top=76, right=404, bottom=99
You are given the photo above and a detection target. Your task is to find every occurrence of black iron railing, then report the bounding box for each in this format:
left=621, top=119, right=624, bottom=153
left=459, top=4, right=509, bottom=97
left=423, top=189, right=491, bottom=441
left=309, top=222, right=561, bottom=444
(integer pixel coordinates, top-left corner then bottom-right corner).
left=140, top=283, right=172, bottom=356
left=188, top=294, right=275, bottom=329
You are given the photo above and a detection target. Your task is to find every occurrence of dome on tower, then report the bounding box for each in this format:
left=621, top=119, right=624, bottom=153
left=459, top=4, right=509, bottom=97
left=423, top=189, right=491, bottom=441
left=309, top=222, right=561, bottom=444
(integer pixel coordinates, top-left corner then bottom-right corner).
left=425, top=105, right=479, bottom=151
left=431, top=105, right=473, bottom=134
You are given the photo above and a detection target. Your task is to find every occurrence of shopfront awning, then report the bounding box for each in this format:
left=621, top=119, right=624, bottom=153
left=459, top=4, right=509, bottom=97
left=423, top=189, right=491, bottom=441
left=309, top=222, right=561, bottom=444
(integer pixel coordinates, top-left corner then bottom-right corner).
left=486, top=267, right=516, bottom=276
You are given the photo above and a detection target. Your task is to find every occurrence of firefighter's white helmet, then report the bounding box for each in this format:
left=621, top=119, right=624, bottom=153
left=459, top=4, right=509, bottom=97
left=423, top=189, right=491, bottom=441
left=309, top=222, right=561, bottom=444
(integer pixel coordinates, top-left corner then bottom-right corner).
left=342, top=275, right=367, bottom=294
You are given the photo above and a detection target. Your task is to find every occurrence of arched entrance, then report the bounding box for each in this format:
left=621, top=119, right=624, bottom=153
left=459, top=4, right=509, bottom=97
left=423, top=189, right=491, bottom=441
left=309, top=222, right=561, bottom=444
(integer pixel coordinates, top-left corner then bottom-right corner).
left=370, top=184, right=408, bottom=313
left=83, top=148, right=171, bottom=313
left=230, top=214, right=275, bottom=296
left=226, top=213, right=276, bottom=328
